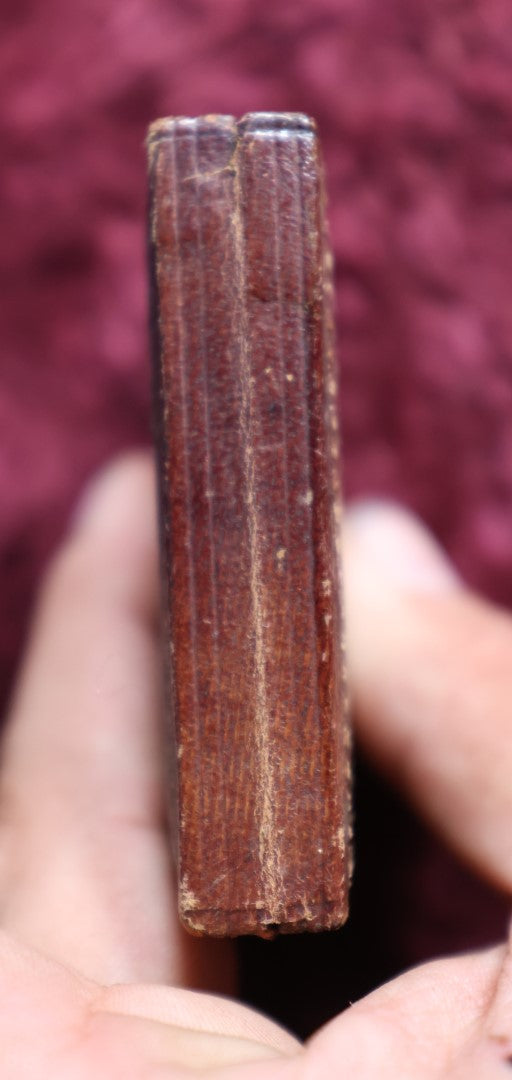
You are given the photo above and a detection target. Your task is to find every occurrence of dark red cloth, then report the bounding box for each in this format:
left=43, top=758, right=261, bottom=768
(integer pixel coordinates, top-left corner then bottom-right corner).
left=1, top=0, right=511, bottom=1033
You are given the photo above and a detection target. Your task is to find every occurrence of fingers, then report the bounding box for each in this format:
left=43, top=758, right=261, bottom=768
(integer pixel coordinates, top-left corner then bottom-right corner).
left=0, top=930, right=299, bottom=1078
left=0, top=453, right=233, bottom=989
left=91, top=983, right=300, bottom=1072
left=344, top=502, right=512, bottom=894
left=308, top=944, right=510, bottom=1078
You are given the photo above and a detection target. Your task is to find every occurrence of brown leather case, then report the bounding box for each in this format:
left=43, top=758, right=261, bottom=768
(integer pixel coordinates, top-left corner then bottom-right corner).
left=147, top=112, right=351, bottom=937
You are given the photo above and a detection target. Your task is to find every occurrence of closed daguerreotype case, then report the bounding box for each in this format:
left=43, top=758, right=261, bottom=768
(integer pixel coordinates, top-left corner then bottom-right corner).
left=147, top=112, right=352, bottom=937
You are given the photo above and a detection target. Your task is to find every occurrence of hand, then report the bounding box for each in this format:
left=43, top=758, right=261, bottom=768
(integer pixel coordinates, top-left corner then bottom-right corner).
left=1, top=454, right=511, bottom=1078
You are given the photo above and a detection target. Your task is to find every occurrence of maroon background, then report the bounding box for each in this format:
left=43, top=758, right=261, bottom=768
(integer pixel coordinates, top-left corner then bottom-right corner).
left=1, top=0, right=511, bottom=1035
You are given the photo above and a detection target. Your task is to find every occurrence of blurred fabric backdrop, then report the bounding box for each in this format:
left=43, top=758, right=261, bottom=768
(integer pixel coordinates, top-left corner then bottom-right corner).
left=2, top=0, right=512, bottom=1036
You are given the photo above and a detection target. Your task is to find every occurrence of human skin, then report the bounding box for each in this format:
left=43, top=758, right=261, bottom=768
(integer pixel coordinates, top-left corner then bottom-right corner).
left=1, top=453, right=511, bottom=1078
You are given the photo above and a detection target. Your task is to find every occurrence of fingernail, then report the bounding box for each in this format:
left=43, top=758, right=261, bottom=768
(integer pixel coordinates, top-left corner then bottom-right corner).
left=156, top=1028, right=293, bottom=1070
left=72, top=452, right=153, bottom=534
left=344, top=499, right=460, bottom=593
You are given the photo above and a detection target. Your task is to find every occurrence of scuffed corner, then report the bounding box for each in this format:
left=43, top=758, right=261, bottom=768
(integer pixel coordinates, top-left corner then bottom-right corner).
left=179, top=879, right=208, bottom=934
left=179, top=874, right=201, bottom=911
left=146, top=117, right=176, bottom=160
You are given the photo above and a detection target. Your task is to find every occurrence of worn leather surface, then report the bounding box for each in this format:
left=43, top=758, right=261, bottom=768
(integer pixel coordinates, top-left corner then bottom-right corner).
left=2, top=0, right=511, bottom=1034
left=149, top=114, right=351, bottom=936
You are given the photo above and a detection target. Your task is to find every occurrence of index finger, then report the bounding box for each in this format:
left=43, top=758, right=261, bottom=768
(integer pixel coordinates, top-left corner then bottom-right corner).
left=0, top=454, right=233, bottom=990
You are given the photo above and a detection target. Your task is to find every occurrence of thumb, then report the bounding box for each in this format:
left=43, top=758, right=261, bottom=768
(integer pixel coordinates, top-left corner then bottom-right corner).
left=344, top=501, right=512, bottom=895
